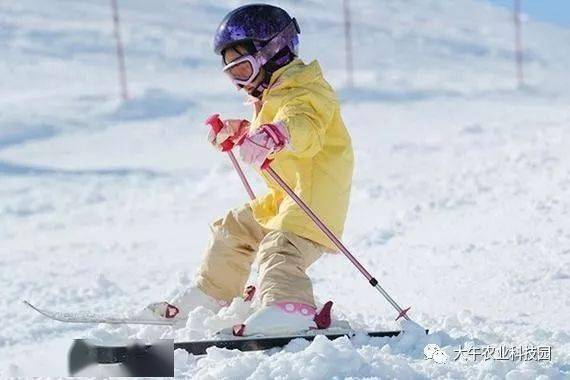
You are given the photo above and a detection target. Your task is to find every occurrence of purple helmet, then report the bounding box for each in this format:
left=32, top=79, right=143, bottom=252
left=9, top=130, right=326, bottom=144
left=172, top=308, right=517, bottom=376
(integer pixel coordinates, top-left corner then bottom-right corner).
left=213, top=4, right=300, bottom=57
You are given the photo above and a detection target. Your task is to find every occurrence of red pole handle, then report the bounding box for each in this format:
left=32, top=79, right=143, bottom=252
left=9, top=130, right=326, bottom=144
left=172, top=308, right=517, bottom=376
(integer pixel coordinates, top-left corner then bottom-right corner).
left=261, top=158, right=273, bottom=170
left=203, top=114, right=256, bottom=200
left=205, top=114, right=235, bottom=152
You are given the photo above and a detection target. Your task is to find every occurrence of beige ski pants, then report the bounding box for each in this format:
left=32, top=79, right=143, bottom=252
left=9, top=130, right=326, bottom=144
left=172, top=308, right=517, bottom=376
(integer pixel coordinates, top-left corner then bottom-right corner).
left=196, top=205, right=324, bottom=307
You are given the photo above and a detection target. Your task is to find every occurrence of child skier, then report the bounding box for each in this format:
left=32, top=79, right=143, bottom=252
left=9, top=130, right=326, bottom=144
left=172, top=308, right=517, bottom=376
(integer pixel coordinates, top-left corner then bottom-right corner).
left=149, top=4, right=354, bottom=336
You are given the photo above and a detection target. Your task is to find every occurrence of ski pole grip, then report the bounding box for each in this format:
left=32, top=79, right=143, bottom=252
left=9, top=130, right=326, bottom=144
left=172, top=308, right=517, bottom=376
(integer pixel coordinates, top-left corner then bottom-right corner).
left=261, top=158, right=273, bottom=170
left=205, top=113, right=234, bottom=152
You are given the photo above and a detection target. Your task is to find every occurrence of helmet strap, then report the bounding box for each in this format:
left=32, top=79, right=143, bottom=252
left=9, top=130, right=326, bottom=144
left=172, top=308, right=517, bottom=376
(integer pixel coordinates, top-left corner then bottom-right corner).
left=249, top=71, right=268, bottom=100
left=263, top=48, right=295, bottom=75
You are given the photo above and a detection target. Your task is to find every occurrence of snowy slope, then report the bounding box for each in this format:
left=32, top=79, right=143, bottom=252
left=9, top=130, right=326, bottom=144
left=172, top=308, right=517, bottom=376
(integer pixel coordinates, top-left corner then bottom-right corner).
left=1, top=0, right=569, bottom=378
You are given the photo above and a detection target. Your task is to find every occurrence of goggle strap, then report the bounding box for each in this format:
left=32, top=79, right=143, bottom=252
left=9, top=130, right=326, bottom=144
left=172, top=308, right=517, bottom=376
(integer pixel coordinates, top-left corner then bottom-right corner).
left=255, top=20, right=299, bottom=66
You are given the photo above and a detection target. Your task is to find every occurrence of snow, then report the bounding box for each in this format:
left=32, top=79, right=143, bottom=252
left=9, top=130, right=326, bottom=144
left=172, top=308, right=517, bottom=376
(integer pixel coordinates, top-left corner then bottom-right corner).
left=1, top=0, right=570, bottom=378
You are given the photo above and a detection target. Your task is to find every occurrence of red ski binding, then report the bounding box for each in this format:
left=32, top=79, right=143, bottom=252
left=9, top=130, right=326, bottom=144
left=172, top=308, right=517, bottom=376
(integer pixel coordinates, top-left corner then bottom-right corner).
left=314, top=301, right=333, bottom=329
left=164, top=303, right=180, bottom=319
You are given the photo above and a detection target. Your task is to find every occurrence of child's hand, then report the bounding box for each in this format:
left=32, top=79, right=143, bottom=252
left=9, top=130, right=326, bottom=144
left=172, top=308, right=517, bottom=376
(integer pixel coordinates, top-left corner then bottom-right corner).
left=208, top=119, right=250, bottom=151
left=239, top=123, right=289, bottom=168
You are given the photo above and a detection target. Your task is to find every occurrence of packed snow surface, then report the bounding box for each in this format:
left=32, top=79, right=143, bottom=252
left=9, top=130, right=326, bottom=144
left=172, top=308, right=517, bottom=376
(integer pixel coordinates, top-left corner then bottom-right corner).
left=1, top=0, right=569, bottom=378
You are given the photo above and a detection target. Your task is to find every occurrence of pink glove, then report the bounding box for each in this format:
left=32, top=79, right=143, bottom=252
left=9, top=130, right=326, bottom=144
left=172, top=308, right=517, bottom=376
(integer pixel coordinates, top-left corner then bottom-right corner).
left=239, top=122, right=289, bottom=168
left=208, top=118, right=250, bottom=151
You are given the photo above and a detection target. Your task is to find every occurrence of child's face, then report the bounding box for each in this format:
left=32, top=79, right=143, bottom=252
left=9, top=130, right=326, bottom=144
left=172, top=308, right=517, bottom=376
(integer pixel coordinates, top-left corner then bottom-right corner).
left=222, top=45, right=265, bottom=96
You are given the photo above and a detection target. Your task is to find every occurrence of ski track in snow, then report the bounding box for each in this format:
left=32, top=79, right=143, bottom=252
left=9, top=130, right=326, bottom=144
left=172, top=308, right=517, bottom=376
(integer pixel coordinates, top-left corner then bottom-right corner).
left=1, top=0, right=570, bottom=378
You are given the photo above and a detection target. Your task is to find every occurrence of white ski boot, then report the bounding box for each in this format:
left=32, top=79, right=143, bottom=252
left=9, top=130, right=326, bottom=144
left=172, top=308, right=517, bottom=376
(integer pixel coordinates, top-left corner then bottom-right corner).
left=147, top=286, right=229, bottom=320
left=231, top=301, right=333, bottom=337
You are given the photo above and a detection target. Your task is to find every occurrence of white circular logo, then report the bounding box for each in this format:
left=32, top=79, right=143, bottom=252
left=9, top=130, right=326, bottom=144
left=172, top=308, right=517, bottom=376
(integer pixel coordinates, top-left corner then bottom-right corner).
left=432, top=349, right=448, bottom=364
left=424, top=344, right=448, bottom=364
left=424, top=344, right=440, bottom=359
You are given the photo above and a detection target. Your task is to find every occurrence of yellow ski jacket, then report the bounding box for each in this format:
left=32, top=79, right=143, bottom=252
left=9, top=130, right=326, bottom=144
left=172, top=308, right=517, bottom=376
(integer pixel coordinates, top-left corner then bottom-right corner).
left=249, top=59, right=354, bottom=251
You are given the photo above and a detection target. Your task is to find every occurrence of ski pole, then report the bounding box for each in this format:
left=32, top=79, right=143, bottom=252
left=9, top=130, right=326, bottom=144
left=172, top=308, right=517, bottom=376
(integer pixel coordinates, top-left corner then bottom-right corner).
left=261, top=160, right=411, bottom=321
left=204, top=115, right=410, bottom=320
left=205, top=114, right=256, bottom=201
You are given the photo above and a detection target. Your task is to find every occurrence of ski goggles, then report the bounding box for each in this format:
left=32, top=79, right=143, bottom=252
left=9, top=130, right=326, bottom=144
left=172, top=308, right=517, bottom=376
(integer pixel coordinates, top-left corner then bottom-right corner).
left=222, top=54, right=262, bottom=88
left=221, top=20, right=300, bottom=88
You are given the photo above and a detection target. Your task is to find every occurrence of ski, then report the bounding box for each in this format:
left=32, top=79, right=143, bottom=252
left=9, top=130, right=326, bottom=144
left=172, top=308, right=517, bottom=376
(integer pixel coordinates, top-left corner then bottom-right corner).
left=177, top=329, right=409, bottom=355
left=69, top=329, right=420, bottom=376
left=23, top=300, right=175, bottom=326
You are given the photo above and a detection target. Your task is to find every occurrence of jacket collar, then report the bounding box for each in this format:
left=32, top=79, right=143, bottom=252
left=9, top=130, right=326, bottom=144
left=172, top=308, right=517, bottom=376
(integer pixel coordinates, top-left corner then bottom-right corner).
left=263, top=59, right=322, bottom=96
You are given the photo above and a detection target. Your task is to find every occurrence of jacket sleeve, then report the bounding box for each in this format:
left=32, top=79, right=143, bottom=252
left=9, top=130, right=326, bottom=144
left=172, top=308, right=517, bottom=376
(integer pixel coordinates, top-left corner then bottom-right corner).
left=273, top=97, right=330, bottom=158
